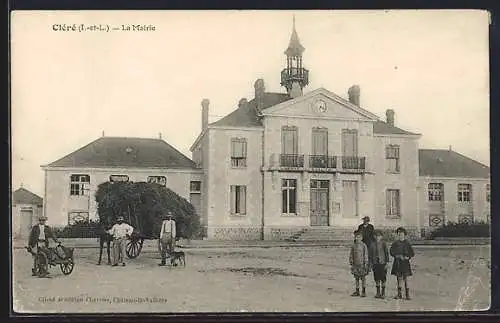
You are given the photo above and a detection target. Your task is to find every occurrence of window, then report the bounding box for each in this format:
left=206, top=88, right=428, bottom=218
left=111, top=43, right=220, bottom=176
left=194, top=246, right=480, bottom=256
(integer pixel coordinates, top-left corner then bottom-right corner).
left=190, top=181, right=201, bottom=193
left=342, top=129, right=358, bottom=157
left=231, top=138, right=247, bottom=167
left=458, top=184, right=472, bottom=202
left=311, top=128, right=328, bottom=156
left=68, top=211, right=89, bottom=225
left=386, top=189, right=401, bottom=218
left=281, top=126, right=298, bottom=155
left=230, top=185, right=246, bottom=215
left=190, top=181, right=202, bottom=220
left=110, top=175, right=129, bottom=182
left=282, top=179, right=297, bottom=214
left=386, top=145, right=400, bottom=173
left=148, top=176, right=167, bottom=186
left=428, top=183, right=444, bottom=201
left=486, top=184, right=490, bottom=203
left=70, top=174, right=90, bottom=196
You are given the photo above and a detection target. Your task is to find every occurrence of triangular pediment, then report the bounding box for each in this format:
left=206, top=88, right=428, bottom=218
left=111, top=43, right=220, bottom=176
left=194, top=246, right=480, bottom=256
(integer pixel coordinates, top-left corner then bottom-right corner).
left=261, top=88, right=379, bottom=121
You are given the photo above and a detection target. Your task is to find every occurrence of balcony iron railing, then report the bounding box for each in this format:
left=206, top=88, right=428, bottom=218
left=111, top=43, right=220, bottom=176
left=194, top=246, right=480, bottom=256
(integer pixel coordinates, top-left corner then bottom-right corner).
left=341, top=156, right=366, bottom=170
left=280, top=154, right=304, bottom=168
left=309, top=155, right=337, bottom=169
left=280, top=67, right=309, bottom=88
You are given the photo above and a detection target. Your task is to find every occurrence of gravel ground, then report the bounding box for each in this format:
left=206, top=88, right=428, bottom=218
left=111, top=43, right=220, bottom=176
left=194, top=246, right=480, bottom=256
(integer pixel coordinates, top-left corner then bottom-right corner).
left=12, top=244, right=490, bottom=313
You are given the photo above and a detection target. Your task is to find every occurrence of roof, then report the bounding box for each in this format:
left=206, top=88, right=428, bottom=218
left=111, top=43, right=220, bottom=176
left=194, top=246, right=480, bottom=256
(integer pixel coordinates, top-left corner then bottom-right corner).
left=373, top=120, right=420, bottom=136
left=419, top=149, right=490, bottom=178
left=285, top=16, right=305, bottom=57
left=210, top=92, right=291, bottom=127
left=13, top=187, right=43, bottom=206
left=210, top=91, right=417, bottom=136
left=45, top=137, right=197, bottom=169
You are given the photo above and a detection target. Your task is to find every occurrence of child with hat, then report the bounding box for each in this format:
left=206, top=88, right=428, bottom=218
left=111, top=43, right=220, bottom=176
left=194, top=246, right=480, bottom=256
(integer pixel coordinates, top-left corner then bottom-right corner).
left=369, top=230, right=390, bottom=298
left=349, top=229, right=369, bottom=297
left=389, top=227, right=415, bottom=300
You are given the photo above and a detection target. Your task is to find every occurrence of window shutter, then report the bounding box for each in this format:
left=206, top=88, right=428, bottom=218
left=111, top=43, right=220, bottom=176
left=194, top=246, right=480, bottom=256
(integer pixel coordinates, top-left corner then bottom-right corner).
left=230, top=186, right=235, bottom=213
left=240, top=186, right=247, bottom=214
left=386, top=190, right=391, bottom=215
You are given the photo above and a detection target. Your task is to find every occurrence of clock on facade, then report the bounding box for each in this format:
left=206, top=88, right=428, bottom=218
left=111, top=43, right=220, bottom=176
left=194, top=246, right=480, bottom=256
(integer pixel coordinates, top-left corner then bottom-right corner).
left=316, top=100, right=327, bottom=113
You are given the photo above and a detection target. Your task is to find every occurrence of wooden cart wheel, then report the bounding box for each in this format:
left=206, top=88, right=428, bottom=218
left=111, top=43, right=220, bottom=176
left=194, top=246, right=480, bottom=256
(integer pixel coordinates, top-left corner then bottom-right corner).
left=60, top=258, right=74, bottom=275
left=126, top=238, right=143, bottom=259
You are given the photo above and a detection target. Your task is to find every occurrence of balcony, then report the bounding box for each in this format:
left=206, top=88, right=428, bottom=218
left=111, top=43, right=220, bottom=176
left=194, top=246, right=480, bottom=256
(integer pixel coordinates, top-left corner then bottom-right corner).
left=280, top=67, right=309, bottom=88
left=266, top=153, right=367, bottom=174
left=309, top=155, right=337, bottom=169
left=280, top=154, right=304, bottom=168
left=341, top=156, right=366, bottom=171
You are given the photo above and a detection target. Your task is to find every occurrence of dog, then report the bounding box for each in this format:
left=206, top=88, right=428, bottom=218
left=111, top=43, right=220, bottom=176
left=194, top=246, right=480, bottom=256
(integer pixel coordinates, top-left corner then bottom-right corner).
left=169, top=251, right=186, bottom=267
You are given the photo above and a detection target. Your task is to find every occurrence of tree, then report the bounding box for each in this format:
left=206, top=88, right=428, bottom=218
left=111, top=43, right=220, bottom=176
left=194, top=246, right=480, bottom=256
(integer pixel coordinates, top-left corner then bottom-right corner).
left=94, top=181, right=201, bottom=239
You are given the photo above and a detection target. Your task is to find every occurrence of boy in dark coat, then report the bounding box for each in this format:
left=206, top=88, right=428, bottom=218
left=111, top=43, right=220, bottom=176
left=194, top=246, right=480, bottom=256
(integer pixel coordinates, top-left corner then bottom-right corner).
left=349, top=230, right=369, bottom=297
left=369, top=230, right=390, bottom=299
left=390, top=227, right=415, bottom=300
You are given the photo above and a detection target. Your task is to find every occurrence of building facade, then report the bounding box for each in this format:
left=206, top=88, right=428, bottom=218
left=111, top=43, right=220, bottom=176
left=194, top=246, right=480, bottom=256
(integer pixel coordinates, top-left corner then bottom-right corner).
left=39, top=21, right=490, bottom=239
left=418, top=149, right=490, bottom=233
left=12, top=187, right=43, bottom=239
left=41, top=137, right=203, bottom=227
left=190, top=20, right=490, bottom=240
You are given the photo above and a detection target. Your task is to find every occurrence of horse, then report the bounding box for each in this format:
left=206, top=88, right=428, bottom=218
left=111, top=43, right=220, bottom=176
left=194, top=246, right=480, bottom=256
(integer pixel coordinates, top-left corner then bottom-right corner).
left=97, top=223, right=113, bottom=265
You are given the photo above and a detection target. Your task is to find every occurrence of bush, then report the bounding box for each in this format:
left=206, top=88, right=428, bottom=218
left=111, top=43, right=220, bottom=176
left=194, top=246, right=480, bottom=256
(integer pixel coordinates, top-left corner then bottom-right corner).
left=94, top=181, right=201, bottom=240
left=53, top=220, right=100, bottom=238
left=430, top=221, right=490, bottom=238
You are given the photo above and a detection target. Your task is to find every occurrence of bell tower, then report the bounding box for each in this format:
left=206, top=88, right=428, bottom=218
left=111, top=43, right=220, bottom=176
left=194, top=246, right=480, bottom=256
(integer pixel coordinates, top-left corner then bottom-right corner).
left=280, top=15, right=309, bottom=98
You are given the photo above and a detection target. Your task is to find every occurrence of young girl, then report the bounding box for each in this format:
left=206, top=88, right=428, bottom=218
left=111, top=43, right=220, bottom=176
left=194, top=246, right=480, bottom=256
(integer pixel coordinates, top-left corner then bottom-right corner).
left=349, top=230, right=369, bottom=297
left=389, top=227, right=415, bottom=300
left=369, top=230, right=390, bottom=299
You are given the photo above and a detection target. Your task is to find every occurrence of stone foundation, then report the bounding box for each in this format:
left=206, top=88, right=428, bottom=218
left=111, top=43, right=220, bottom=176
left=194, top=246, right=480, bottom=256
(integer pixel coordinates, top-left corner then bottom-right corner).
left=210, top=226, right=262, bottom=240
left=267, top=227, right=305, bottom=241
left=206, top=226, right=423, bottom=241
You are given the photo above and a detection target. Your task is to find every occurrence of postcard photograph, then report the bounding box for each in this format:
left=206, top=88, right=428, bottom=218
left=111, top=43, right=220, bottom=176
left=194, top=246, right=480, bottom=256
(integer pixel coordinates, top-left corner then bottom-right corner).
left=10, top=10, right=491, bottom=313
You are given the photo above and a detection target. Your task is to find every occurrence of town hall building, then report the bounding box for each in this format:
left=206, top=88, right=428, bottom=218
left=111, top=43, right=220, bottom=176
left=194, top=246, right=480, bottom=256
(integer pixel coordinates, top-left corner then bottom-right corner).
left=40, top=20, right=490, bottom=240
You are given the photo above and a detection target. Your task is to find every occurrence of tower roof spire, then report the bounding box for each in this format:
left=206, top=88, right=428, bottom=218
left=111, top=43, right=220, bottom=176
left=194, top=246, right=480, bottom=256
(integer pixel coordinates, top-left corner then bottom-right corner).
left=285, top=14, right=305, bottom=57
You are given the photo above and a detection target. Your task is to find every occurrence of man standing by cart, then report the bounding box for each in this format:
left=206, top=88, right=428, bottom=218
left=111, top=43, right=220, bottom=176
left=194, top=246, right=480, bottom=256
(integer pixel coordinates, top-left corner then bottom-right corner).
left=27, top=215, right=59, bottom=277
left=108, top=215, right=134, bottom=267
left=158, top=211, right=176, bottom=266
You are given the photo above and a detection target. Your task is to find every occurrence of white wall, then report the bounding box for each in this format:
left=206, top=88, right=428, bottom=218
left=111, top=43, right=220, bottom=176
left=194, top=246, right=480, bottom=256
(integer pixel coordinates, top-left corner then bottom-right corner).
left=44, top=167, right=203, bottom=227
left=205, top=127, right=263, bottom=232
left=418, top=177, right=490, bottom=227
left=372, top=134, right=420, bottom=229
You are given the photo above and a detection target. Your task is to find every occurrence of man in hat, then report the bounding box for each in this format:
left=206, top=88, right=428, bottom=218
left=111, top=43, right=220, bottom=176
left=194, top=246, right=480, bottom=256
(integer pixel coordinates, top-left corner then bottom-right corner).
left=357, top=216, right=375, bottom=247
left=27, top=215, right=59, bottom=277
left=107, top=215, right=134, bottom=266
left=158, top=211, right=176, bottom=266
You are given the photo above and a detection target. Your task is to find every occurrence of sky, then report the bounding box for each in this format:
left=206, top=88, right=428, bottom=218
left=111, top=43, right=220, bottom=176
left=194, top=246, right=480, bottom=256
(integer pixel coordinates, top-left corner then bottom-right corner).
left=11, top=10, right=490, bottom=197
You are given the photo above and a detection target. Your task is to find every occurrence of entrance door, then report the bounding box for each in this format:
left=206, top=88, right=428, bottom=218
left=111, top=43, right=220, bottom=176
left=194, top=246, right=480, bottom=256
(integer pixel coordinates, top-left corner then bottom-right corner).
left=342, top=181, right=358, bottom=218
left=310, top=180, right=329, bottom=226
left=20, top=208, right=33, bottom=239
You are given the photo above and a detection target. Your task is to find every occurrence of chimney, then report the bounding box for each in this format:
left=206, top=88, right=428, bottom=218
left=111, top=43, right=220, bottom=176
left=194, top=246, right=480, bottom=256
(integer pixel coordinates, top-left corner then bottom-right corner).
left=386, top=109, right=395, bottom=126
left=254, top=79, right=265, bottom=112
left=238, top=98, right=248, bottom=109
left=348, top=85, right=360, bottom=106
left=201, top=99, right=209, bottom=131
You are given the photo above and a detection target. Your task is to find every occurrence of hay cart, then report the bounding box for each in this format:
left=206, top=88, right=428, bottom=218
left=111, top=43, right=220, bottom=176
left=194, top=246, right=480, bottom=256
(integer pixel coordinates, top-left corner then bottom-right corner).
left=123, top=208, right=155, bottom=259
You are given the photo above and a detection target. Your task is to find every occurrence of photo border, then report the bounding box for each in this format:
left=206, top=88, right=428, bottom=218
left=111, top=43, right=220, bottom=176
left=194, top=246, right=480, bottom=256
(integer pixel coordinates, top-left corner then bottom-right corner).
left=6, top=0, right=499, bottom=321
